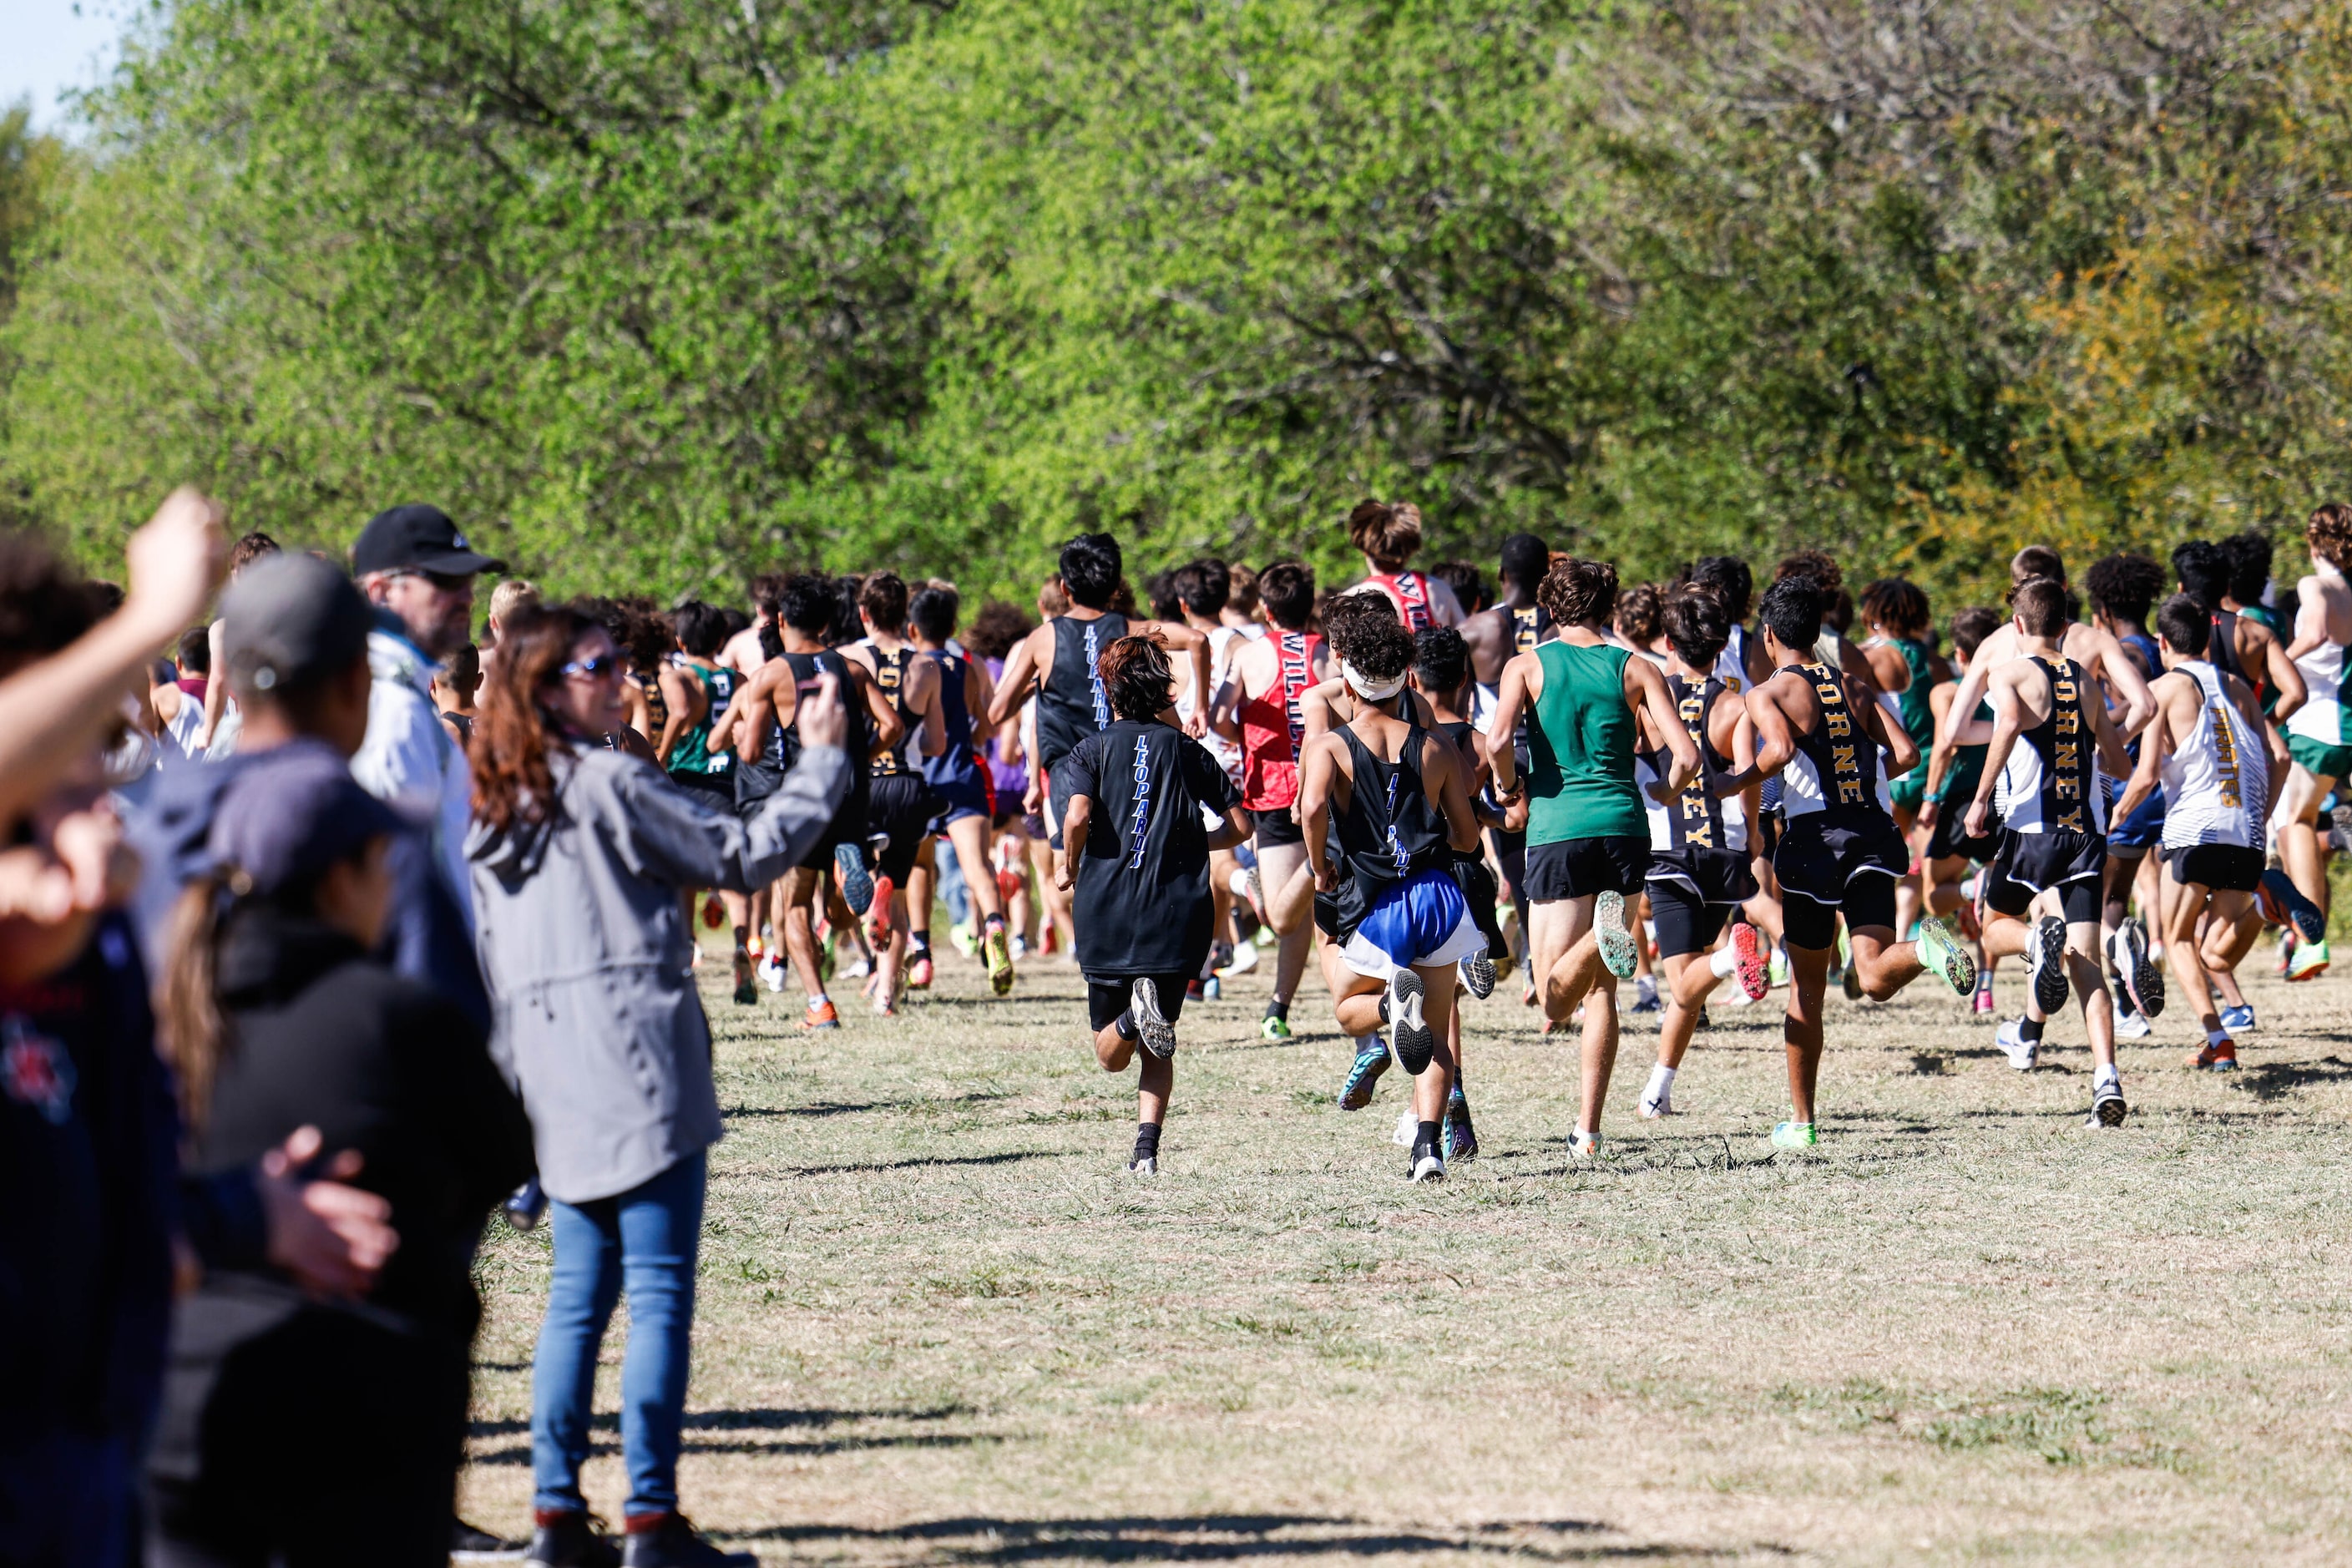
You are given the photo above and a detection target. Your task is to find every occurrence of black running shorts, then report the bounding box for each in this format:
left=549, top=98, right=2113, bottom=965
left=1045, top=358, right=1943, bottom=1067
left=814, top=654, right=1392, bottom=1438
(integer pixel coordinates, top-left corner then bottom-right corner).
left=867, top=772, right=941, bottom=883
left=1085, top=973, right=1193, bottom=1032
left=1251, top=806, right=1304, bottom=849
left=1775, top=814, right=1907, bottom=948
left=2162, top=842, right=2263, bottom=893
left=1985, top=828, right=2106, bottom=923
left=1525, top=834, right=1651, bottom=902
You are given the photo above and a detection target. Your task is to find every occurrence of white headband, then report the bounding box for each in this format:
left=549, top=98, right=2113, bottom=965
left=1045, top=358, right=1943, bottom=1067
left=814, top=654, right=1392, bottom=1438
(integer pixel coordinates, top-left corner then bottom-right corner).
left=1341, top=660, right=1408, bottom=703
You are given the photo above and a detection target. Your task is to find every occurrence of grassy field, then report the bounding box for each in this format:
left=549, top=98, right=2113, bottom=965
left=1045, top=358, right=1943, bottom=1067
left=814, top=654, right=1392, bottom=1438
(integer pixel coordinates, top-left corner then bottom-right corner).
left=458, top=935, right=2352, bottom=1566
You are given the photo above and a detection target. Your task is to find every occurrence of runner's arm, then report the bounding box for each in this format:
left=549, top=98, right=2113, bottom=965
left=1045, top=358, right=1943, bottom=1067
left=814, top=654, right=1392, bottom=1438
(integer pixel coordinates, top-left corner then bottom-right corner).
left=966, top=660, right=996, bottom=744
left=1631, top=658, right=1700, bottom=794
left=1298, top=735, right=1343, bottom=891
left=1055, top=792, right=1092, bottom=891
left=2092, top=627, right=2156, bottom=736
left=984, top=629, right=1044, bottom=728
left=857, top=665, right=905, bottom=757
left=915, top=657, right=945, bottom=758
left=2087, top=675, right=2132, bottom=781
left=1862, top=680, right=1920, bottom=781
left=1964, top=670, right=2024, bottom=839
left=2109, top=685, right=2169, bottom=822
left=1746, top=675, right=1799, bottom=778
left=1207, top=805, right=1252, bottom=854
left=1485, top=655, right=1531, bottom=797
left=1429, top=741, right=1481, bottom=854
left=655, top=663, right=699, bottom=767
left=2257, top=624, right=2308, bottom=722
left=2285, top=577, right=2328, bottom=661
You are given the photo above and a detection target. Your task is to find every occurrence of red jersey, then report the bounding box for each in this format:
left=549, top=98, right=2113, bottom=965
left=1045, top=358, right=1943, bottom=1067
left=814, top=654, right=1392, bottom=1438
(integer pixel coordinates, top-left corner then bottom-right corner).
left=1238, top=629, right=1323, bottom=811
left=1363, top=570, right=1435, bottom=631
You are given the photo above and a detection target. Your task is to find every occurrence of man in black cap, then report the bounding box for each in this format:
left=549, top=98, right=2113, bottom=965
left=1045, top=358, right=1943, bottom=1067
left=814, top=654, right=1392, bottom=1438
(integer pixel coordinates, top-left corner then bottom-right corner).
left=350, top=504, right=505, bottom=933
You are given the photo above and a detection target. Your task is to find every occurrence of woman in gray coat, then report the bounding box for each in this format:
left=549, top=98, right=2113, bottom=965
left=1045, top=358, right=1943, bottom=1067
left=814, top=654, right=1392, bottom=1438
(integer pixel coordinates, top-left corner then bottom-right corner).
left=467, top=602, right=847, bottom=1568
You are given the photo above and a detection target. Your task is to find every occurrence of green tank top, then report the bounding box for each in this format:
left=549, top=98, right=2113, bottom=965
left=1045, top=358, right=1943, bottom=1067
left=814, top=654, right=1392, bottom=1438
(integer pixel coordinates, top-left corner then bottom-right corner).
left=667, top=663, right=736, bottom=779
left=1935, top=697, right=1995, bottom=804
left=1526, top=641, right=1646, bottom=844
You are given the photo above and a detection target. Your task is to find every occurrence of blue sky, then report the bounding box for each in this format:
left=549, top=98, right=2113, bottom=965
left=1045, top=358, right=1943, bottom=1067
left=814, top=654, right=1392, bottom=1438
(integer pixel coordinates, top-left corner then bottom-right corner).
left=5, top=0, right=134, bottom=133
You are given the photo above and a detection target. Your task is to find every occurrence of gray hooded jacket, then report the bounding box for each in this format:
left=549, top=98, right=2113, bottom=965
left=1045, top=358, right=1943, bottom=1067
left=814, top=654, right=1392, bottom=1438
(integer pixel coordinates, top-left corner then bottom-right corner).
left=467, top=739, right=848, bottom=1204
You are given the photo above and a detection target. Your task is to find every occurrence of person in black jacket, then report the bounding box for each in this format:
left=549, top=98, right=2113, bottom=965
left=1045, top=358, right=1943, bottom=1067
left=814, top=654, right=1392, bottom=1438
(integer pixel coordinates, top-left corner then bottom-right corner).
left=144, top=742, right=534, bottom=1568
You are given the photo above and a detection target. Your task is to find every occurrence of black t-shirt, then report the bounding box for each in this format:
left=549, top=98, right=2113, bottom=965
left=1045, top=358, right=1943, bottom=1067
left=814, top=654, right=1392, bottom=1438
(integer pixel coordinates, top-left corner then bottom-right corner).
left=1053, top=719, right=1239, bottom=976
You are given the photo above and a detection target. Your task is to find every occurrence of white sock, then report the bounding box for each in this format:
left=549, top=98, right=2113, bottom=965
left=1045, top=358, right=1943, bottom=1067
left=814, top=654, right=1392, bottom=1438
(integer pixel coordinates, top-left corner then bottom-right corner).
left=2207, top=1026, right=2231, bottom=1045
left=809, top=991, right=829, bottom=1007
left=1644, top=1063, right=1676, bottom=1101
left=1709, top=944, right=1740, bottom=979
left=2094, top=1064, right=2120, bottom=1090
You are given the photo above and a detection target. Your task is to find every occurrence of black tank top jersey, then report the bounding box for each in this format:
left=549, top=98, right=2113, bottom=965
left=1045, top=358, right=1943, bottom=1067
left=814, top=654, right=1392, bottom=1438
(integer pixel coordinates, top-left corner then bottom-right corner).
left=1642, top=674, right=1737, bottom=851
left=1035, top=613, right=1130, bottom=779
left=867, top=645, right=918, bottom=778
left=2207, top=609, right=2264, bottom=703
left=773, top=648, right=872, bottom=787
left=1058, top=718, right=1240, bottom=976
left=1778, top=660, right=1889, bottom=829
left=1510, top=604, right=1551, bottom=655
left=2016, top=655, right=2099, bottom=835
left=1333, top=724, right=1452, bottom=895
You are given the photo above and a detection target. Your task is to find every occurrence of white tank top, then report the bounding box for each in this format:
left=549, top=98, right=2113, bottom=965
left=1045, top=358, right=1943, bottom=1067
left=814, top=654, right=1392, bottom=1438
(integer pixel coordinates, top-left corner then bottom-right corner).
left=2161, top=662, right=2266, bottom=850
left=2286, top=639, right=2347, bottom=746
left=1712, top=626, right=1752, bottom=695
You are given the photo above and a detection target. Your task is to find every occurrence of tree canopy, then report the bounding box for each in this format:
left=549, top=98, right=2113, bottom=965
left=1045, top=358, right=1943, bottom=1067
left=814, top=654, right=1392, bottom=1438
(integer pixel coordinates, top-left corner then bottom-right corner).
left=4, top=1, right=2349, bottom=613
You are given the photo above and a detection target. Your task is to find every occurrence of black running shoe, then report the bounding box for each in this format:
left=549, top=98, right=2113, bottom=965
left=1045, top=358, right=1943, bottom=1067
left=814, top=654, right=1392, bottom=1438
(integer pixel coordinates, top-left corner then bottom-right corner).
left=2088, top=1081, right=2128, bottom=1128
left=1388, top=969, right=1434, bottom=1075
left=1130, top=977, right=1177, bottom=1058
left=453, top=1517, right=525, bottom=1561
left=2029, top=915, right=2071, bottom=1016
left=620, top=1515, right=756, bottom=1567
left=525, top=1512, right=620, bottom=1568
left=1408, top=1136, right=1446, bottom=1183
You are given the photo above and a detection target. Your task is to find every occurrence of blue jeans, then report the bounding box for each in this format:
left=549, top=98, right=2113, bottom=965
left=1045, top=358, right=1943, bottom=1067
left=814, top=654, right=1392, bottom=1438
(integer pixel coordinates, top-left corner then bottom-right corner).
left=531, top=1151, right=705, bottom=1518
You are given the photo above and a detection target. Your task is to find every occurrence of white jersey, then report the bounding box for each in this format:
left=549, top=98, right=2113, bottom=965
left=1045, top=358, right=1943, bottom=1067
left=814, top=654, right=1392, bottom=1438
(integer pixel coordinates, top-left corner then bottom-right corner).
left=161, top=688, right=207, bottom=760
left=2286, top=639, right=2347, bottom=746
left=1712, top=625, right=1753, bottom=695
left=2161, top=662, right=2267, bottom=850
left=1197, top=625, right=1246, bottom=782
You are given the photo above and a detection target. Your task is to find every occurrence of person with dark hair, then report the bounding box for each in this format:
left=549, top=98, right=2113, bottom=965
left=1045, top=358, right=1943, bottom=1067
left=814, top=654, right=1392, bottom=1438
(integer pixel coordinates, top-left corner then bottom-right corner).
left=1210, top=561, right=1330, bottom=1040
left=2110, top=594, right=2289, bottom=1074
left=1746, top=574, right=1977, bottom=1150
left=1300, top=614, right=1485, bottom=1182
left=2172, top=539, right=2304, bottom=720
left=825, top=574, right=867, bottom=649
left=959, top=600, right=1042, bottom=948
left=655, top=601, right=754, bottom=1001
left=145, top=744, right=533, bottom=1568
left=431, top=642, right=482, bottom=746
left=1631, top=589, right=1768, bottom=1121
left=2272, top=504, right=2352, bottom=983
left=1429, top=560, right=1487, bottom=619
left=1921, top=606, right=2006, bottom=1018
left=724, top=574, right=904, bottom=1031
left=1960, top=579, right=2134, bottom=1120
left=1686, top=556, right=1767, bottom=688
left=2222, top=531, right=2279, bottom=630
left=908, top=585, right=1022, bottom=1005
left=846, top=574, right=953, bottom=1001
left=151, top=625, right=215, bottom=761
left=1854, top=578, right=1941, bottom=938
left=718, top=572, right=786, bottom=680
left=1343, top=499, right=1466, bottom=630
left=985, top=534, right=1209, bottom=856
left=1487, top=558, right=1698, bottom=1159
left=1170, top=559, right=1253, bottom=984
left=1457, top=533, right=1555, bottom=985
left=1222, top=564, right=1262, bottom=630
left=1052, top=634, right=1248, bottom=1174
left=2081, top=552, right=2175, bottom=1028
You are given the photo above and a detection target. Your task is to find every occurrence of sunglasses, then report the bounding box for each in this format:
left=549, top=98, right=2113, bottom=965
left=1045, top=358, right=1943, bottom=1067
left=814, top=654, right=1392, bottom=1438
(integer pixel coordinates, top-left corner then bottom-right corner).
left=560, top=655, right=621, bottom=680
left=387, top=568, right=475, bottom=594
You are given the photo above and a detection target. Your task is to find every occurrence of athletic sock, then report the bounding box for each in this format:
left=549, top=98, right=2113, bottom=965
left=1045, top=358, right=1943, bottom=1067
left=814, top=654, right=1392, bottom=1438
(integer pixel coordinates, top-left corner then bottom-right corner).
left=2094, top=1063, right=2121, bottom=1090
left=1133, top=1122, right=1161, bottom=1161
left=1975, top=968, right=1995, bottom=999
left=807, top=991, right=829, bottom=1008
left=1114, top=1012, right=1140, bottom=1042
left=1708, top=944, right=1740, bottom=979
left=1378, top=991, right=1393, bottom=1024
left=2207, top=1025, right=2232, bottom=1046
left=1645, top=1062, right=1676, bottom=1101
left=1417, top=1119, right=1440, bottom=1149
left=1263, top=998, right=1289, bottom=1021
left=2019, top=1014, right=2045, bottom=1044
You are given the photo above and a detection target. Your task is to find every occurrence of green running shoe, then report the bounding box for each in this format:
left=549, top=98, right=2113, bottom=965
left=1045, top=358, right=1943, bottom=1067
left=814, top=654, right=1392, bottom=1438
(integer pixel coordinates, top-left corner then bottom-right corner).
left=1595, top=889, right=1637, bottom=979
left=1770, top=1120, right=1817, bottom=1151
left=1914, top=914, right=1978, bottom=999
left=1260, top=1012, right=1292, bottom=1042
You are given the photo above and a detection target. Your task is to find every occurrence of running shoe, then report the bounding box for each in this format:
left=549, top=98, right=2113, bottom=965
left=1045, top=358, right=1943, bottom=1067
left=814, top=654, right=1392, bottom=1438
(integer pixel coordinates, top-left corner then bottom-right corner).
left=1731, top=921, right=1771, bottom=1002
left=951, top=922, right=979, bottom=957
left=906, top=951, right=934, bottom=989
left=1222, top=938, right=1260, bottom=976
left=841, top=954, right=872, bottom=981
left=2188, top=1037, right=2239, bottom=1071
left=2258, top=867, right=2329, bottom=944
left=1770, top=1120, right=1817, bottom=1151
left=1841, top=961, right=1863, bottom=1001
left=1995, top=1017, right=2038, bottom=1071
left=1408, top=1136, right=1446, bottom=1184
left=760, top=953, right=787, bottom=994
left=2287, top=937, right=2333, bottom=983
left=983, top=923, right=1015, bottom=996
left=2088, top=1080, right=2128, bottom=1127
left=1261, top=1011, right=1293, bottom=1042
left=1595, top=890, right=1637, bottom=979
left=834, top=843, right=874, bottom=916
left=1631, top=975, right=1661, bottom=1013
left=1127, top=1155, right=1159, bottom=1176
left=2027, top=915, right=2070, bottom=1016
left=1914, top=914, right=1979, bottom=999
left=801, top=999, right=840, bottom=1030
left=523, top=1510, right=619, bottom=1568
left=1950, top=900, right=1981, bottom=941
left=1972, top=985, right=1997, bottom=1017
left=2219, top=1003, right=2255, bottom=1034
left=1130, top=977, right=1176, bottom=1059
left=1338, top=1040, right=1390, bottom=1110
left=1768, top=947, right=1790, bottom=989
left=2107, top=917, right=2164, bottom=1019
left=1392, top=1110, right=1419, bottom=1147
left=2115, top=1007, right=2151, bottom=1039
left=1638, top=1080, right=1675, bottom=1120
left=1490, top=947, right=1516, bottom=984
left=701, top=893, right=726, bottom=930
left=867, top=874, right=896, bottom=945
left=2333, top=801, right=2352, bottom=855
left=1460, top=949, right=1497, bottom=1000
left=1444, top=1090, right=1478, bottom=1163
left=1009, top=933, right=1029, bottom=960
left=1568, top=1130, right=1601, bottom=1161
left=996, top=867, right=1024, bottom=906
left=1388, top=969, right=1434, bottom=1075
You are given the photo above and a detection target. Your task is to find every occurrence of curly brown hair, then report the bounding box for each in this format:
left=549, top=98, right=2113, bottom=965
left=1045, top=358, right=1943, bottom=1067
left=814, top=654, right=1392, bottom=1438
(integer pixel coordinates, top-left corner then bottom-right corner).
left=1613, top=582, right=1664, bottom=645
left=1347, top=499, right=1424, bottom=568
left=1539, top=558, right=1618, bottom=628
left=472, top=602, right=600, bottom=833
left=1773, top=549, right=1842, bottom=595
left=963, top=600, right=1036, bottom=662
left=2309, top=503, right=2352, bottom=570
left=1098, top=631, right=1175, bottom=721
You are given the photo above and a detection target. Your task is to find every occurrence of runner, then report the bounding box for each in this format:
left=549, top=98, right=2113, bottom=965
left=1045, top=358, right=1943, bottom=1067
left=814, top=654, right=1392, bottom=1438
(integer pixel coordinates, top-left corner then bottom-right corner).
left=1342, top=499, right=1466, bottom=630
left=2081, top=551, right=2173, bottom=1033
left=910, top=584, right=1019, bottom=998
left=846, top=574, right=946, bottom=1001
left=1633, top=589, right=1769, bottom=1120
left=2109, top=594, right=2289, bottom=1072
left=1960, top=579, right=2134, bottom=1125
left=1053, top=635, right=1249, bottom=1174
left=1916, top=606, right=2006, bottom=1017
left=1460, top=533, right=1554, bottom=983
left=1486, top=558, right=1700, bottom=1159
left=2173, top=539, right=2304, bottom=719
left=655, top=600, right=753, bottom=1002
left=2274, top=503, right=2352, bottom=982
left=1747, top=574, right=1978, bottom=1150
left=719, top=572, right=782, bottom=678
left=728, top=574, right=905, bottom=1029
left=1211, top=560, right=1330, bottom=1040
left=1299, top=612, right=1485, bottom=1182
left=1171, top=559, right=1249, bottom=982
left=1858, top=578, right=1942, bottom=934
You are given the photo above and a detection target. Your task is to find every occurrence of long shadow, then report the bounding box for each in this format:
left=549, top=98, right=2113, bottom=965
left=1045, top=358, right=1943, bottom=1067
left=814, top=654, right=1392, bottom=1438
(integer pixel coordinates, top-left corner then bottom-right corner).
left=468, top=1404, right=969, bottom=1439
left=2237, top=1054, right=2352, bottom=1102
left=730, top=1514, right=1770, bottom=1563
left=470, top=1432, right=990, bottom=1466
left=778, top=1150, right=1060, bottom=1176
left=725, top=1091, right=1008, bottom=1120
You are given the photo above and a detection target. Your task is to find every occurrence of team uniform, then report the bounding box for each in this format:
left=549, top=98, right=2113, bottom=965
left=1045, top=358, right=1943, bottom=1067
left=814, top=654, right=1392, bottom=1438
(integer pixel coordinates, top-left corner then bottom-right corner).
left=2107, top=630, right=2167, bottom=854
left=1236, top=628, right=1323, bottom=848
left=2285, top=632, right=2352, bottom=782
left=1361, top=569, right=1439, bottom=631
left=860, top=647, right=938, bottom=886
left=1636, top=675, right=1758, bottom=958
left=1313, top=727, right=1485, bottom=979
left=1523, top=641, right=1650, bottom=900
left=1771, top=659, right=1910, bottom=951
left=1035, top=612, right=1128, bottom=847
left=1878, top=638, right=1937, bottom=811
left=1927, top=694, right=2001, bottom=864
left=741, top=647, right=871, bottom=868
left=922, top=649, right=994, bottom=828
left=665, top=663, right=737, bottom=807
left=1054, top=719, right=1240, bottom=1029
left=2160, top=661, right=2269, bottom=893
left=1983, top=656, right=2108, bottom=926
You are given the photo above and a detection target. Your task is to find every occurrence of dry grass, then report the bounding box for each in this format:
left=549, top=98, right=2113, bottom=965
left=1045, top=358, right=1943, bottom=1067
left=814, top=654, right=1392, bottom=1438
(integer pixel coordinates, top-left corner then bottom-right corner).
left=460, top=935, right=2352, bottom=1565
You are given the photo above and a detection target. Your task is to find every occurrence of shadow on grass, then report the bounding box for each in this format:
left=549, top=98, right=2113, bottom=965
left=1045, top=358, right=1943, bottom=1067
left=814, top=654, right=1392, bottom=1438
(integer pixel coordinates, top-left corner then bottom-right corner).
left=468, top=1404, right=992, bottom=1465
left=731, top=1515, right=1773, bottom=1562
left=779, top=1150, right=1061, bottom=1176
left=2234, top=1054, right=2352, bottom=1101
left=725, top=1090, right=1009, bottom=1120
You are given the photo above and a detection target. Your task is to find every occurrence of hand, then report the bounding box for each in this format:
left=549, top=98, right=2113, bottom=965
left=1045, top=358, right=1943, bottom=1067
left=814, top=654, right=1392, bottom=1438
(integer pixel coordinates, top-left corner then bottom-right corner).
left=1916, top=798, right=1940, bottom=833
left=1024, top=780, right=1043, bottom=816
left=795, top=671, right=848, bottom=751
left=1504, top=797, right=1529, bottom=833
left=1963, top=799, right=1988, bottom=841
left=123, top=487, right=228, bottom=641
left=48, top=799, right=137, bottom=913
left=259, top=1126, right=397, bottom=1299
left=1313, top=856, right=1338, bottom=894
left=1185, top=710, right=1207, bottom=740
left=1055, top=856, right=1074, bottom=893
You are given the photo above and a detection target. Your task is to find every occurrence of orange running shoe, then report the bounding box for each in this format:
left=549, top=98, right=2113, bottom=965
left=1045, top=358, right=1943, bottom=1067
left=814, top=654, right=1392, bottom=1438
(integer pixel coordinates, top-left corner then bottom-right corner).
left=867, top=875, right=896, bottom=946
left=701, top=893, right=725, bottom=929
left=2188, top=1037, right=2238, bottom=1071
left=801, top=998, right=841, bottom=1030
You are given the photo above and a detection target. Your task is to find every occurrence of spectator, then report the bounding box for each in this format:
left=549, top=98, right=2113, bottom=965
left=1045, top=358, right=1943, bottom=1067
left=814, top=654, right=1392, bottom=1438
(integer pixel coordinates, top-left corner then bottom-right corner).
left=432, top=642, right=483, bottom=746
left=150, top=627, right=212, bottom=761
left=465, top=603, right=850, bottom=1568
left=195, top=530, right=282, bottom=754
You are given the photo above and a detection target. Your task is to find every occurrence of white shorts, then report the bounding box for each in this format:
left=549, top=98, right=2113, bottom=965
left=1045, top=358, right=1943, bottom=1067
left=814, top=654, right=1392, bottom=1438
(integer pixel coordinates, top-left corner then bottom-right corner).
left=1341, top=905, right=1485, bottom=980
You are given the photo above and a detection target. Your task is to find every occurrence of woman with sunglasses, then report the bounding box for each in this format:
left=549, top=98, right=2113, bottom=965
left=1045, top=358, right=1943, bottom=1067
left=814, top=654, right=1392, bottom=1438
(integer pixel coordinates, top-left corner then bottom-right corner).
left=465, top=603, right=849, bottom=1568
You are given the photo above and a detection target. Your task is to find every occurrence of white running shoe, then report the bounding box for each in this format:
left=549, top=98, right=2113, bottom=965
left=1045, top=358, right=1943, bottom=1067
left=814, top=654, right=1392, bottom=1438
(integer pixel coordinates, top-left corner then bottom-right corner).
left=2114, top=1007, right=2151, bottom=1039
left=1638, top=1088, right=1674, bottom=1120
left=1995, top=1018, right=2039, bottom=1071
left=1221, top=938, right=1260, bottom=976
left=840, top=955, right=873, bottom=980
left=761, top=954, right=787, bottom=994
left=1569, top=1130, right=1601, bottom=1161
left=1393, top=1110, right=1419, bottom=1147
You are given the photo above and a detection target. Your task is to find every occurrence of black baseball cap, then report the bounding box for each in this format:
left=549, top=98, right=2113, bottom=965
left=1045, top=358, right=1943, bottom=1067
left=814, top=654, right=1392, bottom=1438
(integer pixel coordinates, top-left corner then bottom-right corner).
left=210, top=738, right=406, bottom=897
left=351, top=503, right=506, bottom=578
left=220, top=554, right=374, bottom=697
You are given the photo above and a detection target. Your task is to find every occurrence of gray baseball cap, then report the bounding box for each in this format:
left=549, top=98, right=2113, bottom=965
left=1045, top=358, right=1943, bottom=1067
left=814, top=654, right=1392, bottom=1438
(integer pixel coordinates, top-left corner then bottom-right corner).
left=220, top=553, right=374, bottom=696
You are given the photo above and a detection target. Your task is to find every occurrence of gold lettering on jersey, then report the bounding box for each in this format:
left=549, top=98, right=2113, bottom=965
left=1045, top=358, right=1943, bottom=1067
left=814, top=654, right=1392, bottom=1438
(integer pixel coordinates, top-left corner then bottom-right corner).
left=2211, top=698, right=2243, bottom=808
left=1810, top=665, right=1866, bottom=803
left=1677, top=690, right=1714, bottom=847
